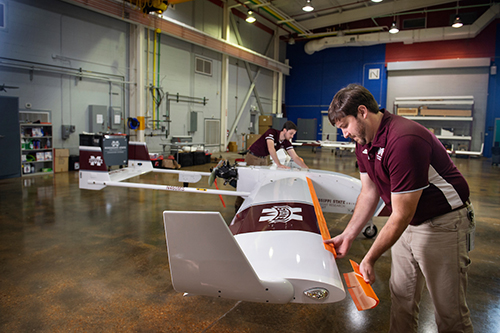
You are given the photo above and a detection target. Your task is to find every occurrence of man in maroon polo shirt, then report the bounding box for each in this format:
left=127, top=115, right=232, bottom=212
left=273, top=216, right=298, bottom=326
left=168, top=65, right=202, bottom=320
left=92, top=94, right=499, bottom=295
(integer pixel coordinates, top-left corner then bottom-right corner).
left=246, top=120, right=308, bottom=170
left=234, top=121, right=309, bottom=212
left=325, top=84, right=474, bottom=333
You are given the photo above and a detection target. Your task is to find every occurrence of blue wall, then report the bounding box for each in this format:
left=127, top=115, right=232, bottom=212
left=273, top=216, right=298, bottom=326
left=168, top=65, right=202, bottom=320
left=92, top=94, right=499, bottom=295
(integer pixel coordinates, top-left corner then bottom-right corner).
left=485, top=23, right=500, bottom=158
left=285, top=42, right=386, bottom=141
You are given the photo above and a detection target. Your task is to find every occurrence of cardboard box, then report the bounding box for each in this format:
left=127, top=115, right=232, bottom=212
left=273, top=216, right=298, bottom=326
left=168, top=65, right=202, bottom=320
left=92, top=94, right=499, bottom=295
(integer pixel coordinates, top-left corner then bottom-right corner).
left=55, top=148, right=70, bottom=157
left=259, top=115, right=273, bottom=126
left=228, top=141, right=238, bottom=152
left=54, top=149, right=69, bottom=172
left=259, top=125, right=271, bottom=134
left=54, top=157, right=68, bottom=172
left=397, top=107, right=419, bottom=116
left=162, top=159, right=180, bottom=169
left=246, top=134, right=260, bottom=149
left=420, top=107, right=471, bottom=117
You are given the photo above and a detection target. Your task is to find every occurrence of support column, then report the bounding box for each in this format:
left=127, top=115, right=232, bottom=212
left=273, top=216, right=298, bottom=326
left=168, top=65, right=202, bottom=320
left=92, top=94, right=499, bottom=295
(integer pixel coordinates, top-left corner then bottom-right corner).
left=277, top=71, right=283, bottom=116
left=129, top=24, right=145, bottom=142
left=220, top=2, right=230, bottom=151
left=272, top=27, right=282, bottom=115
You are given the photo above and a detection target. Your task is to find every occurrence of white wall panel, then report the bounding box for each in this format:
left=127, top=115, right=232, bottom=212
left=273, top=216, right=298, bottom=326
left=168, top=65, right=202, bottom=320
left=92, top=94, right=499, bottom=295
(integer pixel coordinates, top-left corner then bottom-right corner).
left=0, top=0, right=60, bottom=62
left=0, top=0, right=128, bottom=155
left=1, top=0, right=280, bottom=156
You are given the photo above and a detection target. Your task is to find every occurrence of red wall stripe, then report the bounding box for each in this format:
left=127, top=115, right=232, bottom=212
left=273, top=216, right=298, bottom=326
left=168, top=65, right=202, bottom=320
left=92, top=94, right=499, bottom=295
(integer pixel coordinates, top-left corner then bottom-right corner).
left=386, top=20, right=498, bottom=63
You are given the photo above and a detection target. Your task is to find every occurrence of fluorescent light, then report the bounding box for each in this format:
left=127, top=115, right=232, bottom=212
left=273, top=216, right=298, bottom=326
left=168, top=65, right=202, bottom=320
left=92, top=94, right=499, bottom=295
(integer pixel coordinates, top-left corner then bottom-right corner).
left=246, top=10, right=256, bottom=23
left=452, top=15, right=463, bottom=28
left=389, top=22, right=399, bottom=34
left=302, top=0, right=314, bottom=12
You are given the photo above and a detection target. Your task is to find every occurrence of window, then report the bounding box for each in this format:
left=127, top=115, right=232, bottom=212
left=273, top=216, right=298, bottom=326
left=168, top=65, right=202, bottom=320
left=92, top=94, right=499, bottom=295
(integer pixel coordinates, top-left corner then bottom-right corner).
left=0, top=1, right=6, bottom=31
left=195, top=56, right=212, bottom=76
left=204, top=119, right=220, bottom=146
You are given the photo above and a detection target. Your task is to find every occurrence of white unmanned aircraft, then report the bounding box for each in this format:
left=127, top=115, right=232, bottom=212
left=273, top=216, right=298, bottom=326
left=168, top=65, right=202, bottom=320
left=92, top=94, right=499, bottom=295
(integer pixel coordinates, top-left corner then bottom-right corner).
left=79, top=141, right=382, bottom=308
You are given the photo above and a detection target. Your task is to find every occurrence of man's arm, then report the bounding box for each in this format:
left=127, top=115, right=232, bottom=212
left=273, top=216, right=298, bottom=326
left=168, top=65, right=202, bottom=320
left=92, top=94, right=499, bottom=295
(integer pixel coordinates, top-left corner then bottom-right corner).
left=359, top=189, right=422, bottom=284
left=287, top=148, right=308, bottom=169
left=324, top=173, right=380, bottom=257
left=267, top=139, right=289, bottom=169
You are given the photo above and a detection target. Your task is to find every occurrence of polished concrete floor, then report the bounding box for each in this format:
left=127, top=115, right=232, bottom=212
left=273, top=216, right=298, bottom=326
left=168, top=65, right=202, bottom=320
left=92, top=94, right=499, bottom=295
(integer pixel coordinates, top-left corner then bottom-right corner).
left=1, top=147, right=499, bottom=332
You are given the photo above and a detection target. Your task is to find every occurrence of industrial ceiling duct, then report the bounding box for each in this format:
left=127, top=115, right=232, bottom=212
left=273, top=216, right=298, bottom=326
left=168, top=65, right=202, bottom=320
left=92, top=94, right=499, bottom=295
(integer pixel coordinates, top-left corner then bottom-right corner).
left=304, top=4, right=500, bottom=55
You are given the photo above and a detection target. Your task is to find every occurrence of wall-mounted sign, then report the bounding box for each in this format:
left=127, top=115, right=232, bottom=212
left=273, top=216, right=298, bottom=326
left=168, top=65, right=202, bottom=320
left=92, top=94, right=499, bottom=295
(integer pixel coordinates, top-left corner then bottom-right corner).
left=369, top=68, right=380, bottom=80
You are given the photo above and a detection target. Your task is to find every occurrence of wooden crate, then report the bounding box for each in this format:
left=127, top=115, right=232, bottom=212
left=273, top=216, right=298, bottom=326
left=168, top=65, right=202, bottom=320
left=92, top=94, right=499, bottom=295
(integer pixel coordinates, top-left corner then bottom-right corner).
left=397, top=107, right=419, bottom=116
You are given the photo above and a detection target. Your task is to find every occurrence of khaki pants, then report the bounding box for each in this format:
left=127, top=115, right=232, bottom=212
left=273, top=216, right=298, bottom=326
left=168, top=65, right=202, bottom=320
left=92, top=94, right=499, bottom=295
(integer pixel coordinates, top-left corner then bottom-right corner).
left=389, top=206, right=474, bottom=333
left=245, top=152, right=269, bottom=167
left=234, top=153, right=269, bottom=212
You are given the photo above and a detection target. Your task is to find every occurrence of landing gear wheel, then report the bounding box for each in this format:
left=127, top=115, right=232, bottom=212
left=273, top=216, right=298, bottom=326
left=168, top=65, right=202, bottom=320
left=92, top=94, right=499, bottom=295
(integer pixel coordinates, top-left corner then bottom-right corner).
left=363, top=224, right=378, bottom=239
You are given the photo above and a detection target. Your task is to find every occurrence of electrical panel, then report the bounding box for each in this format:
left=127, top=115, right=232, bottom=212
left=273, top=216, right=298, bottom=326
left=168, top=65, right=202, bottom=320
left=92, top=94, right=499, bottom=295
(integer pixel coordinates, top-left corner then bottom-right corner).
left=189, top=111, right=197, bottom=132
left=89, top=105, right=108, bottom=133
left=61, top=125, right=75, bottom=140
left=109, top=107, right=123, bottom=131
left=297, top=118, right=318, bottom=141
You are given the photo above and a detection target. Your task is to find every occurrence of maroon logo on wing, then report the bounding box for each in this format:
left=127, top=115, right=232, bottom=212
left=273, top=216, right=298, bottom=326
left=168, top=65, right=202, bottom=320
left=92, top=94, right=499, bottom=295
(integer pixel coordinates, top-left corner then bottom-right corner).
left=229, top=202, right=320, bottom=236
left=259, top=205, right=303, bottom=224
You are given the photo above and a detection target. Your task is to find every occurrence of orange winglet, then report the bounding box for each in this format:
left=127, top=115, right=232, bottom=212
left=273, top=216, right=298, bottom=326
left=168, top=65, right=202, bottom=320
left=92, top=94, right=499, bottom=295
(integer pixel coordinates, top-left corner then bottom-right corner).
left=306, top=177, right=337, bottom=258
left=343, top=260, right=379, bottom=311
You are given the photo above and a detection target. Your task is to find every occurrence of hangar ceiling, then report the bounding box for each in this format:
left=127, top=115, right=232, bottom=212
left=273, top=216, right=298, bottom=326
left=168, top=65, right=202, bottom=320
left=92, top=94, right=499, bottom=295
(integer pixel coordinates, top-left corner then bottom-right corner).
left=226, top=0, right=497, bottom=43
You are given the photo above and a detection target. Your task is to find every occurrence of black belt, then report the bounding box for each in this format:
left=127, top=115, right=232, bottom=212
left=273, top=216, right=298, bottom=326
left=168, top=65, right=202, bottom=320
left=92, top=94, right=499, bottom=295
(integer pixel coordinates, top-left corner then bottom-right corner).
left=452, top=199, right=471, bottom=212
left=248, top=151, right=266, bottom=158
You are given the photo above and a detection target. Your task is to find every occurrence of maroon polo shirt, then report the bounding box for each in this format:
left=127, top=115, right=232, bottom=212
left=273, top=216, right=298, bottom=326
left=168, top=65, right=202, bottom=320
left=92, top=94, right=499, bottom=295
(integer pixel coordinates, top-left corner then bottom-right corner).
left=356, top=110, right=469, bottom=225
left=249, top=128, right=293, bottom=157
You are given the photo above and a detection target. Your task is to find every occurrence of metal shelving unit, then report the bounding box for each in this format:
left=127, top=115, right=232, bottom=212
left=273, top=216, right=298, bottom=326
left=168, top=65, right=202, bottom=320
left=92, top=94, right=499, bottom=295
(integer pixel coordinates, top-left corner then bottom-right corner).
left=394, top=96, right=474, bottom=151
left=19, top=111, right=54, bottom=176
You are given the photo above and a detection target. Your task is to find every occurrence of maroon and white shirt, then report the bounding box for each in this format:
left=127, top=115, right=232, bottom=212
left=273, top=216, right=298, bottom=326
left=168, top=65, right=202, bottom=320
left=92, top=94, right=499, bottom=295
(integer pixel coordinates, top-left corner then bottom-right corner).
left=249, top=128, right=293, bottom=157
left=356, top=110, right=469, bottom=225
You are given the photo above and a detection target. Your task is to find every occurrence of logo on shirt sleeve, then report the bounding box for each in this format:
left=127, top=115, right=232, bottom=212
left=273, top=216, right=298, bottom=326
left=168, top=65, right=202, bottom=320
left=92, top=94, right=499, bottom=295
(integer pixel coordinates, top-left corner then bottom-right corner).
left=376, top=148, right=385, bottom=161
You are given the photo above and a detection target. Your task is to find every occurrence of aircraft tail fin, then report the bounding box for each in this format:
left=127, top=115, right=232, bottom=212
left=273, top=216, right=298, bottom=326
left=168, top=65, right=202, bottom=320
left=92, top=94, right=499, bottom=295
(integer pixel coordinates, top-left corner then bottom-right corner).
left=163, top=211, right=294, bottom=303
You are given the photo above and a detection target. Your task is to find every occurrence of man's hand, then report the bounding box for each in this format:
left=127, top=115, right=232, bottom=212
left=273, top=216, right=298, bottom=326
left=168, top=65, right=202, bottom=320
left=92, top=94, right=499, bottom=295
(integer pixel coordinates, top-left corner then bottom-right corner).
left=277, top=164, right=290, bottom=169
left=324, top=233, right=353, bottom=259
left=359, top=258, right=376, bottom=284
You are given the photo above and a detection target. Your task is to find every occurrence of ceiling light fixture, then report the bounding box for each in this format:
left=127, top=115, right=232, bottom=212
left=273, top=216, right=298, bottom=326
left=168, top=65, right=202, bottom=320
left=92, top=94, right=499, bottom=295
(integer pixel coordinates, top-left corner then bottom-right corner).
left=452, top=15, right=463, bottom=28
left=452, top=1, right=463, bottom=28
left=302, top=0, right=314, bottom=12
left=389, top=21, right=399, bottom=34
left=288, top=36, right=295, bottom=45
left=246, top=10, right=256, bottom=23
left=371, top=0, right=383, bottom=3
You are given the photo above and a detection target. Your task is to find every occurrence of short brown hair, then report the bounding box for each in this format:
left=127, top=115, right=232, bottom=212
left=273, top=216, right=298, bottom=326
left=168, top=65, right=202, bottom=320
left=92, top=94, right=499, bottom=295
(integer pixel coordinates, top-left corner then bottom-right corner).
left=282, top=120, right=297, bottom=131
left=328, top=84, right=379, bottom=125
